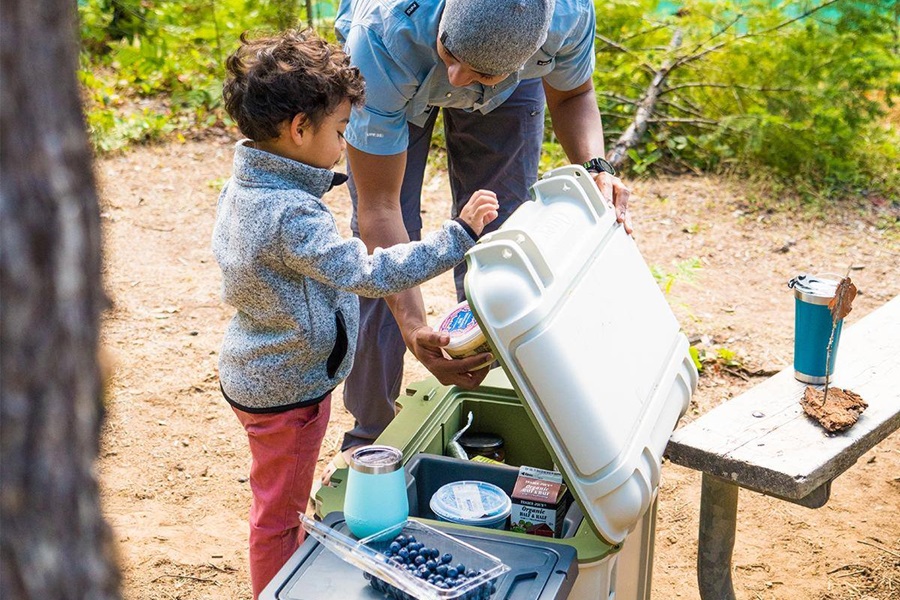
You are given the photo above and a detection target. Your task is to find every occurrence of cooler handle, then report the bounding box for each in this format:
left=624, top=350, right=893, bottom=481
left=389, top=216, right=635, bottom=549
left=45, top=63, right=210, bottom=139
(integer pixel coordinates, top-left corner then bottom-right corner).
left=538, top=164, right=612, bottom=221
left=465, top=239, right=548, bottom=329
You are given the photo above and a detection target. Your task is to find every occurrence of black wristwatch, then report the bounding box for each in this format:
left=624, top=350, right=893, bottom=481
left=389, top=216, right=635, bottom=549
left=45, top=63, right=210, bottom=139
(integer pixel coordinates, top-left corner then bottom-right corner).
left=583, top=157, right=616, bottom=176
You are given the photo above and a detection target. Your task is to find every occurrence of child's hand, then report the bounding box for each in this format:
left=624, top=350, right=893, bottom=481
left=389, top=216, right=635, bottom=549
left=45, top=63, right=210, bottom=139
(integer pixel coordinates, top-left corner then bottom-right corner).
left=458, top=189, right=499, bottom=236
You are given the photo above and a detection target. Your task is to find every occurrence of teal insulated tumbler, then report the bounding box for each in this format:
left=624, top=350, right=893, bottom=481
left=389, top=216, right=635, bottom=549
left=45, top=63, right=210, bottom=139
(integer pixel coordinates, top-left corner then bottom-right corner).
left=344, top=445, right=409, bottom=539
left=788, top=274, right=843, bottom=384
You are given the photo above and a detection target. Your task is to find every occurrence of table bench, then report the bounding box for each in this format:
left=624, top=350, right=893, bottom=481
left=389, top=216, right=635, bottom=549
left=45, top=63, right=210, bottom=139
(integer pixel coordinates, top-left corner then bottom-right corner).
left=665, top=294, right=900, bottom=600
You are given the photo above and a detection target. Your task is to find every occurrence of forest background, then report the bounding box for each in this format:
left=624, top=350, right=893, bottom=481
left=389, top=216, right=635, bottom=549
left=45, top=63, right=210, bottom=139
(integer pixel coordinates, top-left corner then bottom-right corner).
left=79, top=0, right=900, bottom=203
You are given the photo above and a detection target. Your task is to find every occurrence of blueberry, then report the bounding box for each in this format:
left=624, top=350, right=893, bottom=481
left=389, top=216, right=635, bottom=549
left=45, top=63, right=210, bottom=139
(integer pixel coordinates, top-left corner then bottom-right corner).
left=398, top=548, right=409, bottom=560
left=425, top=559, right=437, bottom=571
left=456, top=563, right=466, bottom=575
left=389, top=541, right=401, bottom=553
left=467, top=569, right=478, bottom=578
left=442, top=552, right=453, bottom=564
left=415, top=555, right=426, bottom=566
left=395, top=535, right=407, bottom=546
left=437, top=564, right=448, bottom=576
left=447, top=567, right=459, bottom=578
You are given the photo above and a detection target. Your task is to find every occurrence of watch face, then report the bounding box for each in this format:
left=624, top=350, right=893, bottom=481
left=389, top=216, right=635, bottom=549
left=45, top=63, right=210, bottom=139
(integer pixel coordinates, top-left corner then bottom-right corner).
left=585, top=158, right=615, bottom=176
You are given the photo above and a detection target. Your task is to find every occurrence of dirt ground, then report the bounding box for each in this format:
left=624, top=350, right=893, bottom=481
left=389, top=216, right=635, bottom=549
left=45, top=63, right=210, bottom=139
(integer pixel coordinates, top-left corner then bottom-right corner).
left=96, top=138, right=900, bottom=600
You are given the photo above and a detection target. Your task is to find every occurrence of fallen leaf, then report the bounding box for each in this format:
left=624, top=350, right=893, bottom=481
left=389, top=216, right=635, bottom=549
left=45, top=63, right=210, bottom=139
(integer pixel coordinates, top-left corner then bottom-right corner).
left=828, top=277, right=858, bottom=322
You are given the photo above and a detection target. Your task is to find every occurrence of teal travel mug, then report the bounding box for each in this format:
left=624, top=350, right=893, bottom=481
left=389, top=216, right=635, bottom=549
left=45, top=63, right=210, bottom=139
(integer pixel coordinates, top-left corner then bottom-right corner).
left=343, top=445, right=409, bottom=539
left=789, top=274, right=843, bottom=384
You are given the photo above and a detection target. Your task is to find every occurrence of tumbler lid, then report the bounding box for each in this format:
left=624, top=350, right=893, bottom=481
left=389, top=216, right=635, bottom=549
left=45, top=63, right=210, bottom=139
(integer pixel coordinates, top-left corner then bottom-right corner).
left=789, top=274, right=838, bottom=305
left=349, top=445, right=403, bottom=474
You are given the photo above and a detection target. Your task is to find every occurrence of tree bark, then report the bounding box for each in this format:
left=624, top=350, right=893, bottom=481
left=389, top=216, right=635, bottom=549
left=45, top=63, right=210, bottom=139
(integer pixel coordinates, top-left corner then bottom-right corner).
left=0, top=0, right=121, bottom=598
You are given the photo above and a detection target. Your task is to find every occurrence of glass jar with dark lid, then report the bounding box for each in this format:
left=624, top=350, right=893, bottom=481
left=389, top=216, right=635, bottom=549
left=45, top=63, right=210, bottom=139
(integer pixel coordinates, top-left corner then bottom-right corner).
left=458, top=432, right=505, bottom=463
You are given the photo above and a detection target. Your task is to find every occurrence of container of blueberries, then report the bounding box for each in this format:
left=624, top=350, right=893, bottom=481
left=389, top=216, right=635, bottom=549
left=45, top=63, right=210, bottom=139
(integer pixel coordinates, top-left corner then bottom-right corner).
left=300, top=514, right=510, bottom=600
left=361, top=519, right=510, bottom=599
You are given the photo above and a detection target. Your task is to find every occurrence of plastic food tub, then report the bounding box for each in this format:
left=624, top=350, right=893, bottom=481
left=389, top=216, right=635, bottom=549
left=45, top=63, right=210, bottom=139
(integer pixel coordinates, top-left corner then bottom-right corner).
left=430, top=480, right=512, bottom=530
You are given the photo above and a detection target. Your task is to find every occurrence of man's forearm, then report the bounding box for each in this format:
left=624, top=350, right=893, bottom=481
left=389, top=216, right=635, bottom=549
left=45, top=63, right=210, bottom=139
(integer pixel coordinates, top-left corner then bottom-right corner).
left=349, top=145, right=428, bottom=343
left=544, top=80, right=606, bottom=164
left=544, top=79, right=633, bottom=232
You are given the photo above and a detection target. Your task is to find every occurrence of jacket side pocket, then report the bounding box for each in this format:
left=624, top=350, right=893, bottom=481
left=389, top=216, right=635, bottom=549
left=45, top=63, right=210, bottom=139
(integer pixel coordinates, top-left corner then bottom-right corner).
left=326, top=310, right=348, bottom=379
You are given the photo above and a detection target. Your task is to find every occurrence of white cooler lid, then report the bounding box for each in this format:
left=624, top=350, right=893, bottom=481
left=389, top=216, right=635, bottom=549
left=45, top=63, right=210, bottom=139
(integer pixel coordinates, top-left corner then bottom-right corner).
left=464, top=165, right=698, bottom=544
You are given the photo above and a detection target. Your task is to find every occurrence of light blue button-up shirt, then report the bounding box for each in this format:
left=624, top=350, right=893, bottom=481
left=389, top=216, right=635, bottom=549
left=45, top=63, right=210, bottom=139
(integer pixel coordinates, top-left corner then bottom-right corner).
left=336, top=0, right=596, bottom=155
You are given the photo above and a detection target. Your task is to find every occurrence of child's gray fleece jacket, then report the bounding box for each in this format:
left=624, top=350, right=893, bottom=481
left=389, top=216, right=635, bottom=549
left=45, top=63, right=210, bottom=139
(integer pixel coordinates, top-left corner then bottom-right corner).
left=213, top=141, right=476, bottom=412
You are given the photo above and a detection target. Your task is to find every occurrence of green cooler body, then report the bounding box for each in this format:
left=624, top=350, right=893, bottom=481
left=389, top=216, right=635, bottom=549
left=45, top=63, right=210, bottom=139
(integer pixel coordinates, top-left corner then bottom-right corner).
left=315, top=371, right=658, bottom=600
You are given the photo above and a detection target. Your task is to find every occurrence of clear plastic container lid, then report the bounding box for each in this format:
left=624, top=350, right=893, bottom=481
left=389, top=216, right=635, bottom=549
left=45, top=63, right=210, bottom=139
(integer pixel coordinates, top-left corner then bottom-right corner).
left=429, top=481, right=511, bottom=525
left=300, top=515, right=509, bottom=600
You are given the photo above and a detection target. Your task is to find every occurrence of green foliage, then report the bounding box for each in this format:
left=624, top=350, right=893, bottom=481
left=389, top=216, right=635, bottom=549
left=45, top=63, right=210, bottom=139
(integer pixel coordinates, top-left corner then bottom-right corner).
left=689, top=343, right=748, bottom=376
left=87, top=105, right=177, bottom=153
left=651, top=257, right=702, bottom=295
left=715, top=347, right=742, bottom=368
left=688, top=345, right=703, bottom=372
left=77, top=0, right=899, bottom=203
left=594, top=0, right=900, bottom=200
left=77, top=0, right=335, bottom=152
left=539, top=141, right=568, bottom=173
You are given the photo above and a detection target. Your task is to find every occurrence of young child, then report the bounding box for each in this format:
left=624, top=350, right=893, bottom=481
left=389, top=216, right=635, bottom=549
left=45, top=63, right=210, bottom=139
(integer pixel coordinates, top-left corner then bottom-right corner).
left=212, top=29, right=498, bottom=598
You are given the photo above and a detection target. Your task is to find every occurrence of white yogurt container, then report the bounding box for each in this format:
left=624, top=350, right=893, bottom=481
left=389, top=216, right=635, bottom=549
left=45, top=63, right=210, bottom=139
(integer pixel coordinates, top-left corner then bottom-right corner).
left=436, top=301, right=493, bottom=371
left=429, top=480, right=512, bottom=529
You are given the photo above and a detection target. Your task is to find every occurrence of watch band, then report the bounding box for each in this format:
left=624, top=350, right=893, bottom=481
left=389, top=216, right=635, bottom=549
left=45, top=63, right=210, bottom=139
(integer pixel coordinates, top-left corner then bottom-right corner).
left=583, top=157, right=616, bottom=176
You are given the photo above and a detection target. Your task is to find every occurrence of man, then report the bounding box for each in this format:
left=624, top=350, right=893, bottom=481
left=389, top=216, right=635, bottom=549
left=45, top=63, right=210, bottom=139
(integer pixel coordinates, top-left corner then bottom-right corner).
left=333, top=0, right=631, bottom=458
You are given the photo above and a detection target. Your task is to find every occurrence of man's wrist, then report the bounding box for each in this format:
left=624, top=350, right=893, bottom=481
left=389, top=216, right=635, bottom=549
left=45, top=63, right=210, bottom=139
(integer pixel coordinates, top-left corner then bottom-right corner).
left=583, top=157, right=616, bottom=176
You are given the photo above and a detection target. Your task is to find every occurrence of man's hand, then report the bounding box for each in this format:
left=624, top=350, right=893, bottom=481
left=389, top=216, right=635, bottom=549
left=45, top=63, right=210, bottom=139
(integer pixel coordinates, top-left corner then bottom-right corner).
left=592, top=170, right=632, bottom=235
left=406, top=325, right=492, bottom=389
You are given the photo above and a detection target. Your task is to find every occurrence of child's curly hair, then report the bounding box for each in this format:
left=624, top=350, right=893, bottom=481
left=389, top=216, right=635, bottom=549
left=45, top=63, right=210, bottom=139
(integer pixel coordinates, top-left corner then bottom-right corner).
left=223, top=29, right=365, bottom=141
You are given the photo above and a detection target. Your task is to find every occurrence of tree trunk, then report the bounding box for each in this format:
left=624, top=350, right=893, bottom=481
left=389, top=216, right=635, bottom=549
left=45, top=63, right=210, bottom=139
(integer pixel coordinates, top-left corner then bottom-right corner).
left=306, top=0, right=316, bottom=29
left=0, top=0, right=121, bottom=598
left=607, top=29, right=684, bottom=169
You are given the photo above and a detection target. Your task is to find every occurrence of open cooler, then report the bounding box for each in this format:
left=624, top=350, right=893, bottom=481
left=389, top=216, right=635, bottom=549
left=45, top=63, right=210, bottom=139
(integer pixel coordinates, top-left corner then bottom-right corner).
left=312, top=370, right=672, bottom=600
left=267, top=165, right=698, bottom=600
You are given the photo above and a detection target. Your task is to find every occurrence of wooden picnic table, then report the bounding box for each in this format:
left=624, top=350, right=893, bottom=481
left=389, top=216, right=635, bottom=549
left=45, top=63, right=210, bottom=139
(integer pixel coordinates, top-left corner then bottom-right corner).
left=665, top=294, right=900, bottom=600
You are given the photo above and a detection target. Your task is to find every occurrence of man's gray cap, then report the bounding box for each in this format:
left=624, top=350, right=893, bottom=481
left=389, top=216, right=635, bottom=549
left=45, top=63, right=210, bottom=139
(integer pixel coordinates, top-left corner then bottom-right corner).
left=438, top=0, right=555, bottom=76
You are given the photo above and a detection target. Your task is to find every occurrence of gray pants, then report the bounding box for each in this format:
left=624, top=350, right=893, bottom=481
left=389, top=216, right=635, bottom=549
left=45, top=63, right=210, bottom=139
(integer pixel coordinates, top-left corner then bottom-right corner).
left=341, top=78, right=545, bottom=450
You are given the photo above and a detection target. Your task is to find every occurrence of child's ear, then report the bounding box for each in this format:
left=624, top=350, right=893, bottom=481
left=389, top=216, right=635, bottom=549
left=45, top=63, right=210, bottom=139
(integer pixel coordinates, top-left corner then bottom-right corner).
left=289, top=113, right=309, bottom=145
